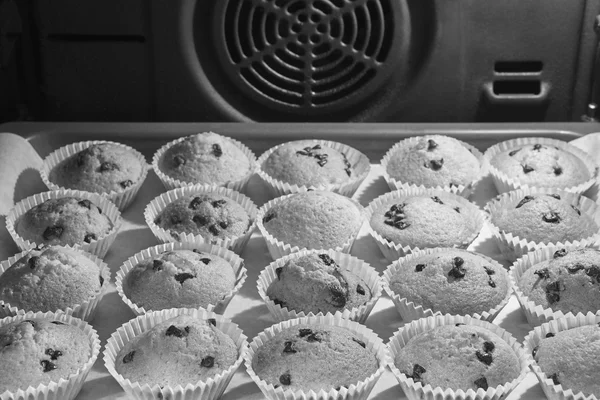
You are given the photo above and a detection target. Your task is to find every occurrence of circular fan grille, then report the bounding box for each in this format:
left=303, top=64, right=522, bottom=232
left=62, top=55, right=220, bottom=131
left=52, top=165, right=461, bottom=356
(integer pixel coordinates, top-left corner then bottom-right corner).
left=213, top=0, right=402, bottom=112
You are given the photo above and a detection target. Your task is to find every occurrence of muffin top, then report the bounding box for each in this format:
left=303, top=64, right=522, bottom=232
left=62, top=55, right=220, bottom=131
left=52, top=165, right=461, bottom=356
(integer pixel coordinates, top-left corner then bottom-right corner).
left=518, top=248, right=600, bottom=315
left=370, top=194, right=480, bottom=249
left=49, top=143, right=143, bottom=194
left=489, top=143, right=590, bottom=188
left=262, top=141, right=353, bottom=187
left=251, top=323, right=379, bottom=392
left=0, top=318, right=91, bottom=393
left=0, top=246, right=103, bottom=313
left=533, top=324, right=600, bottom=397
left=388, top=249, right=509, bottom=316
left=394, top=324, right=521, bottom=391
left=15, top=197, right=113, bottom=247
left=266, top=252, right=372, bottom=315
left=261, top=191, right=363, bottom=250
left=124, top=249, right=236, bottom=311
left=159, top=132, right=251, bottom=185
left=114, top=315, right=238, bottom=387
left=385, top=135, right=480, bottom=188
left=490, top=193, right=597, bottom=244
left=154, top=194, right=251, bottom=241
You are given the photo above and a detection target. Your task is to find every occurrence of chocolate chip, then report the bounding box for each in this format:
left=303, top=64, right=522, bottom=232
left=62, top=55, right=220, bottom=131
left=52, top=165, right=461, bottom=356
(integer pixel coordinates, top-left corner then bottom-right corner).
left=173, top=155, right=186, bottom=167
left=76, top=152, right=87, bottom=166
left=522, top=164, right=534, bottom=174
left=509, top=149, right=520, bottom=156
left=43, top=226, right=64, bottom=241
left=554, top=249, right=568, bottom=258
left=488, top=278, right=496, bottom=288
left=547, top=292, right=561, bottom=304
left=329, top=286, right=347, bottom=308
left=165, top=325, right=190, bottom=338
left=208, top=224, right=220, bottom=236
left=200, top=258, right=211, bottom=264
left=431, top=196, right=444, bottom=205
left=542, top=211, right=561, bottom=223
left=28, top=256, right=41, bottom=269
left=548, top=194, right=561, bottom=200
left=189, top=197, right=204, bottom=210
left=427, top=139, right=438, bottom=151
left=212, top=199, right=227, bottom=208
left=454, top=207, right=461, bottom=213
left=455, top=323, right=465, bottom=326
left=546, top=281, right=563, bottom=292
left=100, top=161, right=119, bottom=172
left=174, top=273, right=195, bottom=285
left=352, top=338, right=366, bottom=348
left=534, top=268, right=550, bottom=279
left=306, top=332, right=321, bottom=342
left=275, top=267, right=283, bottom=280
left=568, top=204, right=581, bottom=216
left=516, top=195, right=535, bottom=208
left=429, top=159, right=444, bottom=171
left=356, top=284, right=366, bottom=295
left=318, top=254, right=335, bottom=266
left=545, top=281, right=564, bottom=304
left=533, top=144, right=543, bottom=151
left=553, top=166, right=562, bottom=176
left=212, top=144, right=223, bottom=157
left=474, top=376, right=488, bottom=390
left=279, top=373, right=291, bottom=386
left=545, top=332, right=555, bottom=338
left=193, top=215, right=210, bottom=226
left=384, top=219, right=411, bottom=230
left=483, top=266, right=495, bottom=275
left=262, top=212, right=276, bottom=224
left=78, top=199, right=92, bottom=209
left=153, top=259, right=164, bottom=271
left=483, top=341, right=495, bottom=353
left=84, top=233, right=96, bottom=243
left=45, top=348, right=63, bottom=360
left=51, top=321, right=64, bottom=325
left=170, top=215, right=183, bottom=225
left=550, top=373, right=560, bottom=385
left=532, top=346, right=538, bottom=358
left=97, top=206, right=102, bottom=214
left=448, top=257, right=466, bottom=279
left=407, top=364, right=426, bottom=383
left=586, top=266, right=600, bottom=282
left=120, top=180, right=133, bottom=188
left=342, top=153, right=352, bottom=177
left=476, top=350, right=493, bottom=365
left=201, top=356, right=215, bottom=367
left=283, top=341, right=297, bottom=353
left=99, top=275, right=104, bottom=286
left=219, top=221, right=229, bottom=229
left=567, top=263, right=585, bottom=274
left=298, top=328, right=312, bottom=337
left=208, top=318, right=216, bottom=326
left=40, top=360, right=57, bottom=372
left=415, top=264, right=426, bottom=272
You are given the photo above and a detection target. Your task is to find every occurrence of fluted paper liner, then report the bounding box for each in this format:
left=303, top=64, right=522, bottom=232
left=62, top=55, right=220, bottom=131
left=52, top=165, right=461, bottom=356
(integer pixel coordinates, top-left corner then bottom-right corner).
left=116, top=241, right=247, bottom=316
left=256, top=192, right=365, bottom=260
left=144, top=185, right=257, bottom=254
left=256, top=139, right=371, bottom=198
left=0, top=246, right=110, bottom=321
left=510, top=245, right=600, bottom=327
left=0, top=311, right=101, bottom=400
left=365, top=187, right=486, bottom=262
left=382, top=247, right=512, bottom=323
left=243, top=314, right=389, bottom=400
left=485, top=187, right=600, bottom=262
left=523, top=313, right=600, bottom=400
left=103, top=308, right=248, bottom=400
left=483, top=137, right=598, bottom=195
left=151, top=132, right=257, bottom=192
left=380, top=135, right=485, bottom=198
left=40, top=140, right=150, bottom=211
left=6, top=189, right=122, bottom=259
left=257, top=249, right=382, bottom=323
left=387, top=314, right=529, bottom=400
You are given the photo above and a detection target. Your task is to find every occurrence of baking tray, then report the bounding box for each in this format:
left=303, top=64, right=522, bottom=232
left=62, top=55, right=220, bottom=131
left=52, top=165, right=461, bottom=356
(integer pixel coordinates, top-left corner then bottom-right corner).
left=0, top=122, right=598, bottom=400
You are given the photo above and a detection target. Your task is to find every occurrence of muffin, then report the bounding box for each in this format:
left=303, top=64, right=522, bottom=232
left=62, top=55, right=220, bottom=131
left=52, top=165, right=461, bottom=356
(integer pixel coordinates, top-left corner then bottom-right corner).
left=385, top=248, right=510, bottom=321
left=0, top=246, right=107, bottom=318
left=382, top=135, right=482, bottom=195
left=114, top=314, right=238, bottom=387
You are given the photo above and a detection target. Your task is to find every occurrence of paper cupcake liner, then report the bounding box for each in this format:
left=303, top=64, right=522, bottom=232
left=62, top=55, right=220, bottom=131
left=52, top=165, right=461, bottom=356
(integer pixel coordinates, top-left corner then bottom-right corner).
left=39, top=140, right=150, bottom=211
left=257, top=248, right=382, bottom=324
left=483, top=137, right=598, bottom=195
left=255, top=192, right=365, bottom=260
left=382, top=247, right=512, bottom=323
left=103, top=308, right=248, bottom=400
left=116, top=241, right=247, bottom=316
left=144, top=185, right=257, bottom=254
left=509, top=245, right=600, bottom=327
left=387, top=314, right=530, bottom=400
left=485, top=187, right=600, bottom=263
left=151, top=132, right=258, bottom=192
left=0, top=246, right=110, bottom=321
left=0, top=311, right=101, bottom=400
left=523, top=313, right=600, bottom=400
left=256, top=139, right=371, bottom=198
left=243, top=314, right=390, bottom=400
left=6, top=189, right=122, bottom=259
left=380, top=135, right=485, bottom=198
left=365, top=187, right=486, bottom=262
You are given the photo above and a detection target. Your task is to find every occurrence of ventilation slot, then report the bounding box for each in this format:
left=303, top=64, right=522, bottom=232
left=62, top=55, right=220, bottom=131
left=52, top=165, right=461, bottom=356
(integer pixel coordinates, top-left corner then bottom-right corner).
left=494, top=61, right=543, bottom=74
left=493, top=80, right=541, bottom=96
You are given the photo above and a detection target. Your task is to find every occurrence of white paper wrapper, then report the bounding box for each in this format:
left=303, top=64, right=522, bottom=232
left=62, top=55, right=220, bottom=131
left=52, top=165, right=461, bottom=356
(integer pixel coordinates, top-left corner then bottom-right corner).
left=5, top=189, right=122, bottom=259
left=243, top=314, right=390, bottom=400
left=382, top=247, right=512, bottom=323
left=0, top=311, right=101, bottom=400
left=0, top=246, right=110, bottom=321
left=151, top=132, right=257, bottom=192
left=387, top=314, right=530, bottom=400
left=255, top=192, right=365, bottom=260
left=39, top=140, right=150, bottom=211
left=365, top=187, right=486, bottom=262
left=570, top=134, right=600, bottom=202
left=380, top=135, right=485, bottom=198
left=116, top=241, right=247, bottom=316
left=144, top=185, right=257, bottom=255
left=483, top=137, right=598, bottom=195
left=256, top=139, right=371, bottom=198
left=257, top=248, right=382, bottom=324
left=485, top=187, right=600, bottom=262
left=103, top=308, right=248, bottom=400
left=523, top=313, right=600, bottom=400
left=509, top=245, right=600, bottom=327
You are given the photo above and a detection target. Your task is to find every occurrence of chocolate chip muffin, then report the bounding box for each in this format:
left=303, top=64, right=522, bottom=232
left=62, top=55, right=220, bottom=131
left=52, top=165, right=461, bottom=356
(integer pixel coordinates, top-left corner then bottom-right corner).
left=48, top=143, right=144, bottom=194
left=251, top=323, right=379, bottom=392
left=532, top=324, right=600, bottom=397
left=123, top=249, right=237, bottom=312
left=518, top=248, right=600, bottom=315
left=387, top=249, right=509, bottom=316
left=114, top=315, right=238, bottom=387
left=14, top=197, right=113, bottom=247
left=0, top=317, right=92, bottom=393
left=394, top=324, right=521, bottom=391
left=158, top=132, right=252, bottom=186
left=0, top=246, right=104, bottom=313
left=153, top=193, right=251, bottom=241
left=266, top=252, right=372, bottom=315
